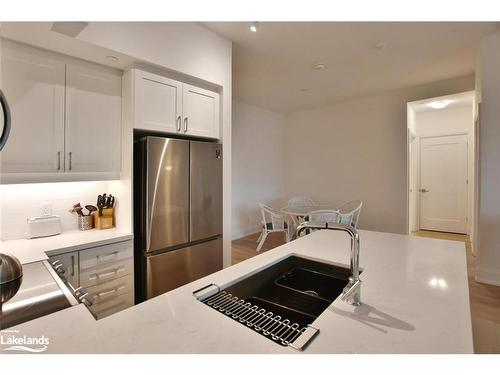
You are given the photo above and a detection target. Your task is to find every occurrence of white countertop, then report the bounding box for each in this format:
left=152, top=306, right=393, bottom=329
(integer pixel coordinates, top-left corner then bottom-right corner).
left=1, top=229, right=473, bottom=354
left=0, top=229, right=133, bottom=264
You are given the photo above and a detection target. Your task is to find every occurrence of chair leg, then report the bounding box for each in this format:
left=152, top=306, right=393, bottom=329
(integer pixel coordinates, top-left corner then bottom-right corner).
left=256, top=232, right=268, bottom=252
left=256, top=229, right=264, bottom=243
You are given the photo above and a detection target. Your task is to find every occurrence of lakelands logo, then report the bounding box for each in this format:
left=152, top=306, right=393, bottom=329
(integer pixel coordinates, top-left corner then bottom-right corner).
left=0, top=330, right=49, bottom=353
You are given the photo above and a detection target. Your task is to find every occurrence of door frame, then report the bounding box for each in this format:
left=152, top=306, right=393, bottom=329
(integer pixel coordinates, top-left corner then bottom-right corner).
left=416, top=132, right=469, bottom=234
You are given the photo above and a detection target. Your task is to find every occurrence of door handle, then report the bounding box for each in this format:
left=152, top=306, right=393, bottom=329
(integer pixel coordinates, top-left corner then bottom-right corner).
left=176, top=115, right=181, bottom=131
left=57, top=151, right=61, bottom=171
left=420, top=188, right=429, bottom=193
left=69, top=152, right=73, bottom=171
left=183, top=117, right=188, bottom=133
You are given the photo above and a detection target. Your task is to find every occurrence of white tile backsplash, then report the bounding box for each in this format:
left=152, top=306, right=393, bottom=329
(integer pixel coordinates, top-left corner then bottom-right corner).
left=0, top=181, right=116, bottom=240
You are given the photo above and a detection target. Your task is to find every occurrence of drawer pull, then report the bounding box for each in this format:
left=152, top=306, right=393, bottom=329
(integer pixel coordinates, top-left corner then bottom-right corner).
left=89, top=267, right=124, bottom=281
left=94, top=285, right=126, bottom=299
left=97, top=251, right=119, bottom=262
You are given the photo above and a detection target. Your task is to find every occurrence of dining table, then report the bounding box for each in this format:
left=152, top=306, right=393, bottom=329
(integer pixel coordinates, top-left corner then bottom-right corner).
left=280, top=204, right=338, bottom=218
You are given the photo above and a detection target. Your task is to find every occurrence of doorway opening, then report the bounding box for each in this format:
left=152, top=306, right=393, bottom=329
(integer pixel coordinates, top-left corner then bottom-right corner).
left=407, top=91, right=477, bottom=249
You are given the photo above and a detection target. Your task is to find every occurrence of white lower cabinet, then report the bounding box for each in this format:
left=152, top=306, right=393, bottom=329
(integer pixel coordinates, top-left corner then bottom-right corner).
left=49, top=239, right=134, bottom=319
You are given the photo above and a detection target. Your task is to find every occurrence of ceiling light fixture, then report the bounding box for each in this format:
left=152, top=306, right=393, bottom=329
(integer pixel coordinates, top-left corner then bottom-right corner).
left=250, top=22, right=258, bottom=33
left=313, top=62, right=326, bottom=71
left=426, top=100, right=452, bottom=109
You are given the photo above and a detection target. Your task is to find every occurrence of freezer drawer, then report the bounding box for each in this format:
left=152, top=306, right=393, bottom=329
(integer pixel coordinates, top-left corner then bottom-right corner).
left=146, top=137, right=189, bottom=252
left=146, top=238, right=222, bottom=299
left=190, top=141, right=222, bottom=241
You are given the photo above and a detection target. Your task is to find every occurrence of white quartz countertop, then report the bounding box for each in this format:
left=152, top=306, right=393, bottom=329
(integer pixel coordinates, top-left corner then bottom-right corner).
left=1, top=229, right=473, bottom=354
left=0, top=229, right=133, bottom=264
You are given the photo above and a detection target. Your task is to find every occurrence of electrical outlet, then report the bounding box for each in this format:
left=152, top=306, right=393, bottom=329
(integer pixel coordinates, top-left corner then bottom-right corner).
left=40, top=201, right=53, bottom=217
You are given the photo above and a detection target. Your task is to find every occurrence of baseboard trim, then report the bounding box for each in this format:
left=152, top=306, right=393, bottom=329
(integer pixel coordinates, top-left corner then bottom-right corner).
left=475, top=266, right=500, bottom=287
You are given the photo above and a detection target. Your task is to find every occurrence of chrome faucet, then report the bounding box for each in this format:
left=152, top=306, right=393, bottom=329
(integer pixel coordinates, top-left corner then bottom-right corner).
left=296, top=221, right=362, bottom=306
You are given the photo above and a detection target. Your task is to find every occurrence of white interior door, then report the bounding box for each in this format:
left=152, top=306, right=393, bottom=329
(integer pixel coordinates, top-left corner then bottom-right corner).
left=419, top=135, right=468, bottom=233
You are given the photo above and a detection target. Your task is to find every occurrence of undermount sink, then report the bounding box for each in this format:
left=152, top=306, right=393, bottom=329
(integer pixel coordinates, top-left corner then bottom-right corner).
left=198, top=255, right=353, bottom=349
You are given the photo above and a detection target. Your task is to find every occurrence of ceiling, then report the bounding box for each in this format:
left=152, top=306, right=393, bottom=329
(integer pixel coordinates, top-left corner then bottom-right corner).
left=203, top=22, right=499, bottom=113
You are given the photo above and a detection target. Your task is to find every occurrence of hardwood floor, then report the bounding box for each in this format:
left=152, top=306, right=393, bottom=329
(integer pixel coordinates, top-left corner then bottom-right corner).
left=232, top=229, right=500, bottom=353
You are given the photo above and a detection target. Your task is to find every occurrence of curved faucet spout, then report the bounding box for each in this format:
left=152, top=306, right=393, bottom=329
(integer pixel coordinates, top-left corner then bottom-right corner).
left=296, top=221, right=362, bottom=306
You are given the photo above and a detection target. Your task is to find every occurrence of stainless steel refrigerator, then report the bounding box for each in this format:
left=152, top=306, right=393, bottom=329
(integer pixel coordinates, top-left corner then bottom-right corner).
left=134, top=136, right=222, bottom=302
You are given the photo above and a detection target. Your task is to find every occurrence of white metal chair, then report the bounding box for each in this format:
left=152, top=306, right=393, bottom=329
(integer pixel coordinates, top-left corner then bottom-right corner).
left=337, top=200, right=363, bottom=228
left=287, top=196, right=316, bottom=207
left=301, top=210, right=340, bottom=235
left=256, top=204, right=291, bottom=252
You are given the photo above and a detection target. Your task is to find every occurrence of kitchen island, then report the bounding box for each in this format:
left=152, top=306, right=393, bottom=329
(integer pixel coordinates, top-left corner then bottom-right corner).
left=1, top=229, right=473, bottom=353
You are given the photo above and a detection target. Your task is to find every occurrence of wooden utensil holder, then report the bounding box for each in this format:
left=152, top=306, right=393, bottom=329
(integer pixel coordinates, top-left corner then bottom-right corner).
left=93, top=208, right=115, bottom=230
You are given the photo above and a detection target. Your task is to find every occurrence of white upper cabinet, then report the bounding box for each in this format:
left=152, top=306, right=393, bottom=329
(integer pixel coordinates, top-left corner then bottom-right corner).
left=0, top=41, right=65, bottom=174
left=134, top=70, right=182, bottom=133
left=0, top=40, right=122, bottom=183
left=182, top=84, right=220, bottom=138
left=65, top=63, right=122, bottom=173
left=132, top=69, right=220, bottom=139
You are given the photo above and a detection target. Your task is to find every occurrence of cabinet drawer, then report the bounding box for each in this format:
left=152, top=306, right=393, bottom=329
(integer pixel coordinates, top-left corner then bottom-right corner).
left=79, top=240, right=133, bottom=270
left=87, top=274, right=133, bottom=304
left=88, top=291, right=134, bottom=320
left=80, top=258, right=133, bottom=287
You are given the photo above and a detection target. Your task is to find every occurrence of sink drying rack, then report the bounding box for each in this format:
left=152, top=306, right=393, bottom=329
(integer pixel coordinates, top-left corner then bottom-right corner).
left=194, top=284, right=320, bottom=351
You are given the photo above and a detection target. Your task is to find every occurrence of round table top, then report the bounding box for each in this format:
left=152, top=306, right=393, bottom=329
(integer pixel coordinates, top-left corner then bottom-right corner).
left=280, top=204, right=338, bottom=216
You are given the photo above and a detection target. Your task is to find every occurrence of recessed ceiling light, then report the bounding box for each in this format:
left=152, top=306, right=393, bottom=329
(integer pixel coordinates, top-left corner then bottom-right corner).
left=250, top=22, right=258, bottom=33
left=427, top=100, right=452, bottom=109
left=375, top=41, right=387, bottom=50
left=106, top=55, right=119, bottom=61
left=313, top=62, right=326, bottom=71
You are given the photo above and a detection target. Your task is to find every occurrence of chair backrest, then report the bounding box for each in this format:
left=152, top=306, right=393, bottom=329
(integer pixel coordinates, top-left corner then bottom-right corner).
left=337, top=200, right=363, bottom=227
left=287, top=196, right=315, bottom=207
left=308, top=210, right=340, bottom=224
left=259, top=203, right=286, bottom=230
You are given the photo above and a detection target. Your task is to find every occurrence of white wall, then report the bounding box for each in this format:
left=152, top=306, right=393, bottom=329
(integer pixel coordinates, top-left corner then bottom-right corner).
left=0, top=181, right=113, bottom=240
left=476, top=30, right=500, bottom=286
left=415, top=105, right=472, bottom=137
left=285, top=75, right=474, bottom=234
left=232, top=101, right=286, bottom=239
left=409, top=103, right=474, bottom=236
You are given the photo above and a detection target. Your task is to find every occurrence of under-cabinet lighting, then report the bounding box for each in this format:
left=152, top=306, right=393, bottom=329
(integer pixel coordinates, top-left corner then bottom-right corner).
left=250, top=22, right=258, bottom=33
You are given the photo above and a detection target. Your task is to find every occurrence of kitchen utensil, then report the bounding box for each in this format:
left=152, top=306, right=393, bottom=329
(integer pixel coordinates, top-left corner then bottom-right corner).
left=85, top=205, right=97, bottom=215
left=107, top=195, right=115, bottom=208
left=0, top=253, right=23, bottom=304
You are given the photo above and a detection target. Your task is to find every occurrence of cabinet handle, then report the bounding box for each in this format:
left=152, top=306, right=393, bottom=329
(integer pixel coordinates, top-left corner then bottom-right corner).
left=71, top=255, right=75, bottom=277
left=176, top=115, right=181, bottom=132
left=183, top=117, right=188, bottom=133
left=97, top=251, right=119, bottom=262
left=69, top=152, right=72, bottom=171
left=57, top=151, right=61, bottom=171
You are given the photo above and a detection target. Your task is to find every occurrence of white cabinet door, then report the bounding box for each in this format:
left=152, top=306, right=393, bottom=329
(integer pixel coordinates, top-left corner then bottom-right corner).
left=0, top=41, right=65, bottom=173
left=65, top=62, right=122, bottom=173
left=182, top=84, right=220, bottom=139
left=134, top=70, right=182, bottom=133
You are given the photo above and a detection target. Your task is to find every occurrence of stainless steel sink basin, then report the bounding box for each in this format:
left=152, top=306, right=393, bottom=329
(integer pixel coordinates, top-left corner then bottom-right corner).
left=198, top=255, right=352, bottom=348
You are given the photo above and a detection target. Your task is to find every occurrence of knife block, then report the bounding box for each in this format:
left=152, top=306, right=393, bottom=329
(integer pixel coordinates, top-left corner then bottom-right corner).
left=93, top=208, right=115, bottom=230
